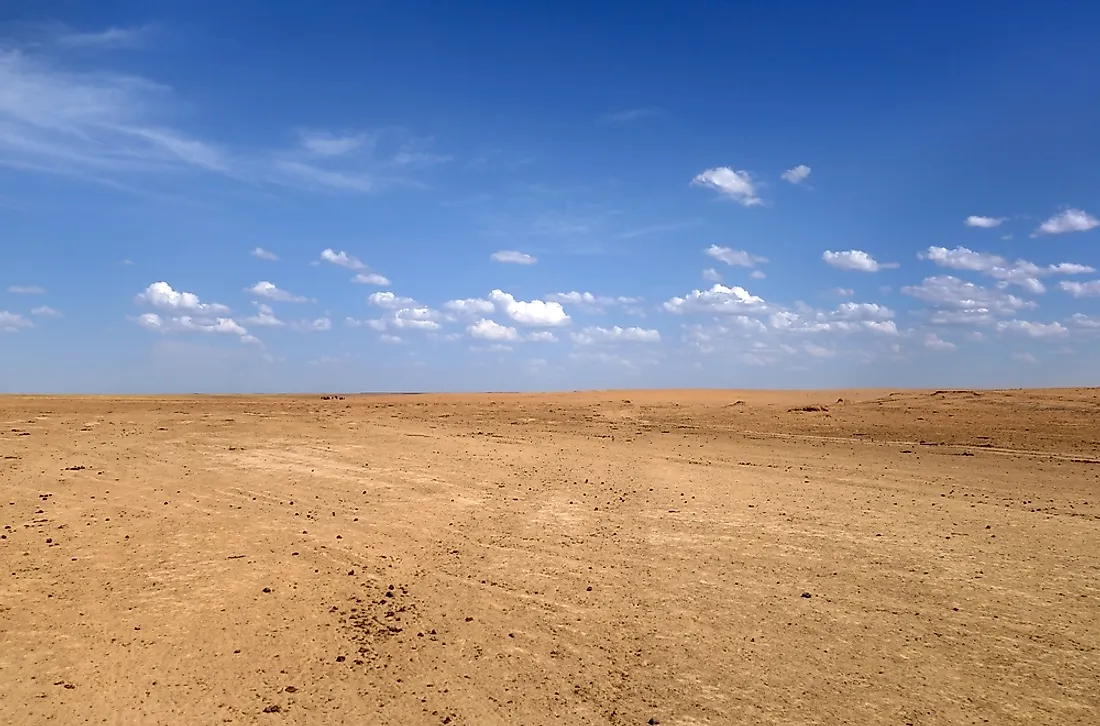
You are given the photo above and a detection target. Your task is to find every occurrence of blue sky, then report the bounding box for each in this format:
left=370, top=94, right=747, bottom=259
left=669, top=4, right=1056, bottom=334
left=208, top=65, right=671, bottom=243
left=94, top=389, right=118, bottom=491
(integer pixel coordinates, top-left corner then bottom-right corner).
left=2, top=1, right=1100, bottom=393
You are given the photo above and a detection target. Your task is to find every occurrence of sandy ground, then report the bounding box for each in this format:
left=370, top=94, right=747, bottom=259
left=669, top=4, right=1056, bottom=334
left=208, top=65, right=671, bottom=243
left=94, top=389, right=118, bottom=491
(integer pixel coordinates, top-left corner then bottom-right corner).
left=1, top=388, right=1098, bottom=725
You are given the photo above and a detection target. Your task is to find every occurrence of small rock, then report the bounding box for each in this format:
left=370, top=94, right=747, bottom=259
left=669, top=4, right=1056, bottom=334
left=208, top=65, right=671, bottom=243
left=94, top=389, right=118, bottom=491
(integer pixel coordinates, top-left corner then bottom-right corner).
left=263, top=587, right=272, bottom=593
left=284, top=686, right=297, bottom=693
left=801, top=592, right=812, bottom=599
left=262, top=705, right=282, bottom=713
left=336, top=655, right=346, bottom=663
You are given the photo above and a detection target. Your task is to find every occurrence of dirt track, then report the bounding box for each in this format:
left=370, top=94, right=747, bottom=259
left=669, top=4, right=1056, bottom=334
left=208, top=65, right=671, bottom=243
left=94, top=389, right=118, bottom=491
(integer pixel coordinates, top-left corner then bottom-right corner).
left=1, top=389, right=1098, bottom=725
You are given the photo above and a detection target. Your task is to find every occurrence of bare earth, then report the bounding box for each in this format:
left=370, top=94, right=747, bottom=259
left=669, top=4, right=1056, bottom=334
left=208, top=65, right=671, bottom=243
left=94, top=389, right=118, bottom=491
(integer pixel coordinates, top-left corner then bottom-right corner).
left=2, top=389, right=1098, bottom=725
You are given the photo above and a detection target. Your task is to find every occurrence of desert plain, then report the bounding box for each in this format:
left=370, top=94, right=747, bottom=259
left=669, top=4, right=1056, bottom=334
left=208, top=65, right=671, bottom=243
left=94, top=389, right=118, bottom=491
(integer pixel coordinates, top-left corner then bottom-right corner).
left=1, top=388, right=1098, bottom=725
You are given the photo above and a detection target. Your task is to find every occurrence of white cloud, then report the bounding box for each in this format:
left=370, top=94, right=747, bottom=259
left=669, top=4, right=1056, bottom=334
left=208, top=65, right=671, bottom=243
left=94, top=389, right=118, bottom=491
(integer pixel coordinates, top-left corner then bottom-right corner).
left=1059, top=280, right=1100, bottom=297
left=526, top=331, right=558, bottom=342
left=964, top=215, right=1006, bottom=228
left=663, top=284, right=768, bottom=316
left=542, top=291, right=642, bottom=313
left=352, top=272, right=391, bottom=286
left=803, top=343, right=834, bottom=358
left=923, top=333, right=956, bottom=351
left=30, top=305, right=61, bottom=317
left=768, top=304, right=899, bottom=336
left=132, top=312, right=253, bottom=340
left=319, top=248, right=366, bottom=270
left=379, top=333, right=403, bottom=344
left=468, top=318, right=519, bottom=341
left=251, top=247, right=278, bottom=261
left=368, top=291, right=416, bottom=309
left=0, top=44, right=444, bottom=196
left=0, top=311, right=33, bottom=332
left=705, top=245, right=767, bottom=268
left=833, top=287, right=854, bottom=297
left=750, top=270, right=766, bottom=280
left=490, top=250, right=537, bottom=265
left=1013, top=352, right=1037, bottom=364
left=1069, top=313, right=1100, bottom=329
left=902, top=275, right=1035, bottom=325
left=391, top=307, right=442, bottom=331
left=53, top=25, right=152, bottom=50
left=571, top=326, right=661, bottom=344
left=7, top=285, right=45, bottom=294
left=822, top=250, right=897, bottom=272
left=1033, top=209, right=1099, bottom=236
left=919, top=246, right=1094, bottom=294
left=135, top=281, right=229, bottom=314
left=781, top=165, right=811, bottom=184
left=243, top=303, right=284, bottom=327
left=290, top=317, right=332, bottom=332
left=995, top=320, right=1069, bottom=338
left=489, top=290, right=570, bottom=327
left=298, top=130, right=366, bottom=157
left=702, top=268, right=722, bottom=283
left=246, top=281, right=309, bottom=302
left=691, top=167, right=762, bottom=207
left=443, top=297, right=495, bottom=317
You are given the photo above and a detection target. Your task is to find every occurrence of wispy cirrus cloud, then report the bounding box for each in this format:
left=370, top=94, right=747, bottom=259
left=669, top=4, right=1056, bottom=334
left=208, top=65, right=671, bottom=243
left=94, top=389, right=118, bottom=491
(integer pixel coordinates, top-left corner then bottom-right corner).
left=0, top=33, right=446, bottom=195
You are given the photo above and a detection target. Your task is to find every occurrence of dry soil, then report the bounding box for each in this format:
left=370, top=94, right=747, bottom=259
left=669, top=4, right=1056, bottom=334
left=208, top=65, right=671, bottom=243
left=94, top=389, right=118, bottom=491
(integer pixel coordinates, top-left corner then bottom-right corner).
left=1, top=389, right=1099, bottom=725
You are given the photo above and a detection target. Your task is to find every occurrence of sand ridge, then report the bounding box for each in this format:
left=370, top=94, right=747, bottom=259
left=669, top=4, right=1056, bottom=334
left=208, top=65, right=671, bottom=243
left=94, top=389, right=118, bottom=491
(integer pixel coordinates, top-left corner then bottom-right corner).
left=1, top=389, right=1098, bottom=724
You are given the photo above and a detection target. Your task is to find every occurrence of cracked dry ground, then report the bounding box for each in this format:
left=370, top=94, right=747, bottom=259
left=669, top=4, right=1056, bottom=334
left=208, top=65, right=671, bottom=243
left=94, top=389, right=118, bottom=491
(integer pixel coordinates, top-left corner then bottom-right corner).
left=1, top=388, right=1098, bottom=725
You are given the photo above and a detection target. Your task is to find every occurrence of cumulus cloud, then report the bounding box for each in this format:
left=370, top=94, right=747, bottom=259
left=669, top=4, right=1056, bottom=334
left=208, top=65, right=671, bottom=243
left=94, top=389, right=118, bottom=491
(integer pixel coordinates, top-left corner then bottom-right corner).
left=1059, top=280, right=1100, bottom=297
left=368, top=291, right=416, bottom=309
left=390, top=307, right=442, bottom=331
left=902, top=275, right=1036, bottom=325
left=352, top=272, right=391, bottom=286
left=7, top=285, right=46, bottom=294
left=923, top=333, right=956, bottom=351
left=135, top=281, right=229, bottom=314
left=1033, top=209, right=1099, bottom=236
left=781, top=165, right=811, bottom=184
left=919, top=246, right=1094, bottom=294
left=30, top=305, right=62, bottom=317
left=702, top=268, right=722, bottom=283
left=571, top=326, right=661, bottom=344
left=663, top=284, right=768, bottom=316
left=489, top=290, right=570, bottom=326
left=822, top=250, right=898, bottom=272
left=443, top=297, right=496, bottom=317
left=132, top=312, right=255, bottom=342
left=964, top=216, right=1006, bottom=228
left=705, top=245, right=768, bottom=268
left=246, top=281, right=309, bottom=302
left=526, top=331, right=558, bottom=342
left=290, top=317, right=332, bottom=332
left=542, top=291, right=642, bottom=313
left=1, top=311, right=34, bottom=332
left=691, top=167, right=762, bottom=207
left=251, top=247, right=278, bottom=261
left=319, top=248, right=366, bottom=270
left=1069, top=313, right=1100, bottom=329
left=468, top=318, right=520, bottom=341
left=995, top=320, right=1069, bottom=338
left=490, top=250, right=537, bottom=265
left=833, top=288, right=855, bottom=297
left=243, top=303, right=284, bottom=327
